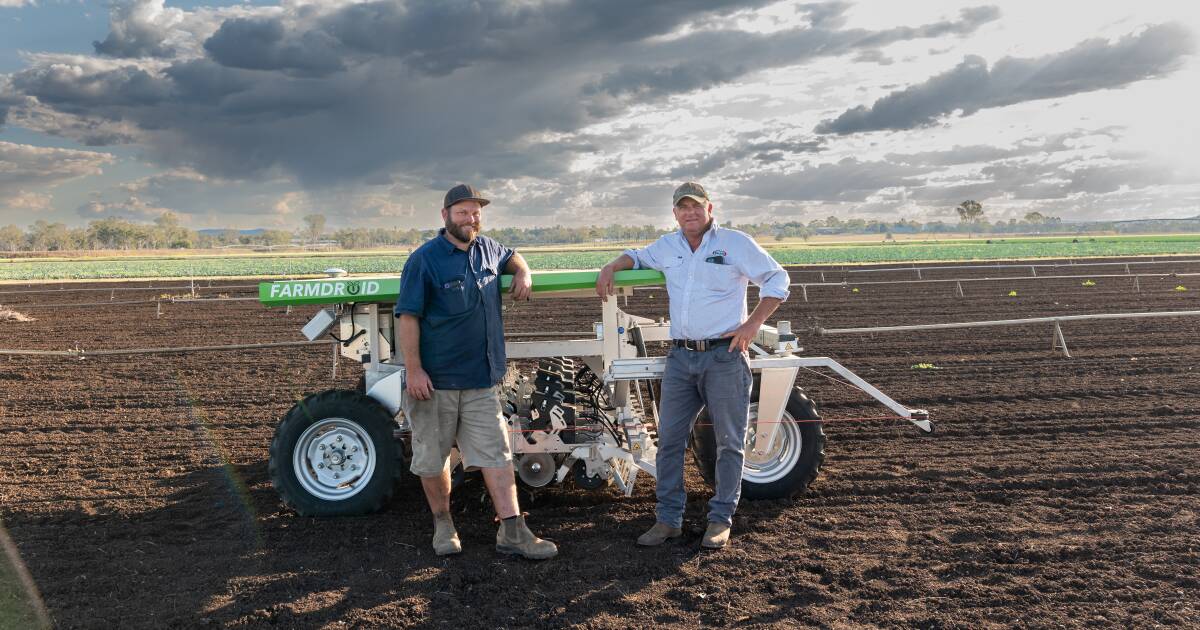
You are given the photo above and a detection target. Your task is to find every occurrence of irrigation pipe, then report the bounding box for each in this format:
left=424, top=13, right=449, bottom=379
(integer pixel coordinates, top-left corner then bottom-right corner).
left=790, top=271, right=1200, bottom=288
left=817, top=309, right=1200, bottom=335
left=817, top=309, right=1200, bottom=359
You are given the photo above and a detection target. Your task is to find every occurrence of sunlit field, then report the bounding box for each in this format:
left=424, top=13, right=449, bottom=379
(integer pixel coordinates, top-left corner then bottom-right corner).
left=3, top=234, right=1200, bottom=281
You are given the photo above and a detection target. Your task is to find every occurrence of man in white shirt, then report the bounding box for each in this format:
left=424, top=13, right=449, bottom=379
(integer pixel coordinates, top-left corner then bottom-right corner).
left=596, top=182, right=790, bottom=549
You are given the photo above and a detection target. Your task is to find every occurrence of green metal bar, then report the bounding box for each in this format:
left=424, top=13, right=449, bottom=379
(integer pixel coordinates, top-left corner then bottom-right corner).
left=258, top=269, right=664, bottom=306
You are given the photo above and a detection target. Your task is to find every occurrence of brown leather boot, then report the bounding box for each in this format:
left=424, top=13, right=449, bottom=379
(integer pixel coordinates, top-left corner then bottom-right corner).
left=701, top=522, right=731, bottom=549
left=432, top=512, right=461, bottom=556
left=636, top=522, right=683, bottom=546
left=496, top=515, right=558, bottom=560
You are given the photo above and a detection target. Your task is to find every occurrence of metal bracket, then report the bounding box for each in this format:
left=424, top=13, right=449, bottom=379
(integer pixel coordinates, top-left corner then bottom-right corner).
left=607, top=357, right=666, bottom=381
left=752, top=366, right=799, bottom=456
left=1052, top=321, right=1071, bottom=358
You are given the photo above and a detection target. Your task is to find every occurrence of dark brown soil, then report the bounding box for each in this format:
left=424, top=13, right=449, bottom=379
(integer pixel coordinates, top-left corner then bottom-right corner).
left=1, top=257, right=1198, bottom=628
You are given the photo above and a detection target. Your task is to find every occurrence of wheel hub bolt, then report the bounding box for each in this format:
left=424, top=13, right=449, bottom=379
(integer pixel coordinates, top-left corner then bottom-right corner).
left=350, top=465, right=357, bottom=471
left=319, top=444, right=326, bottom=450
left=336, top=436, right=343, bottom=443
left=334, top=473, right=340, bottom=479
left=317, top=463, right=324, bottom=469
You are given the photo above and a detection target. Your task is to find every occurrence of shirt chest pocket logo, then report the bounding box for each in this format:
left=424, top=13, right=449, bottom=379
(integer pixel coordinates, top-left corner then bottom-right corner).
left=436, top=275, right=471, bottom=314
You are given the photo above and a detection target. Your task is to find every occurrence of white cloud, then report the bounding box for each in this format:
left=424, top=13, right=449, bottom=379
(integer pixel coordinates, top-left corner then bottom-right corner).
left=1, top=190, right=53, bottom=213
left=77, top=195, right=173, bottom=222
left=0, top=141, right=114, bottom=193
left=816, top=23, right=1194, bottom=135
left=93, top=0, right=277, bottom=59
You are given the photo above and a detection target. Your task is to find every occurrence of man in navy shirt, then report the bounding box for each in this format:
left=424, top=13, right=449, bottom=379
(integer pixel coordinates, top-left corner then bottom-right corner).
left=395, top=184, right=557, bottom=560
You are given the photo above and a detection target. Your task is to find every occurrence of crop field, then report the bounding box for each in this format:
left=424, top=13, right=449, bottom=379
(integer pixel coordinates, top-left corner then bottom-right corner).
left=1, top=257, right=1199, bottom=628
left=4, top=234, right=1200, bottom=280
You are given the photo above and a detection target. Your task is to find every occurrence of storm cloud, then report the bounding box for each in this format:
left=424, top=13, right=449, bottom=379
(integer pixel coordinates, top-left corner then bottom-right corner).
left=1, top=0, right=997, bottom=189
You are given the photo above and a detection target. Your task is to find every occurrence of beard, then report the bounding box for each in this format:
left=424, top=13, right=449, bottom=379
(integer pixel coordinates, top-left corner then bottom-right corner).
left=445, top=217, right=481, bottom=243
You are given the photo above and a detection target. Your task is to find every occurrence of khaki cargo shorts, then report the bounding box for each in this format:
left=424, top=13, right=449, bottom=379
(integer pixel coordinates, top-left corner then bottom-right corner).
left=403, top=386, right=512, bottom=477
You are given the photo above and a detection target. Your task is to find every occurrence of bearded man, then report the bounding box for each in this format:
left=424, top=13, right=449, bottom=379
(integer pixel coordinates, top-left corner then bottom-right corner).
left=395, top=183, right=556, bottom=560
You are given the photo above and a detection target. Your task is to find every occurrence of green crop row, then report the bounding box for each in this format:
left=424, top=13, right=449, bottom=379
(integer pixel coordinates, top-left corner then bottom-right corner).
left=3, top=236, right=1200, bottom=281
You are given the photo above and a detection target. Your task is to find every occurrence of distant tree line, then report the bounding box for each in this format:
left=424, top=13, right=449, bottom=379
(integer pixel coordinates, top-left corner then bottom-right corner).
left=736, top=209, right=1075, bottom=241
left=0, top=213, right=300, bottom=252
left=2, top=206, right=1197, bottom=253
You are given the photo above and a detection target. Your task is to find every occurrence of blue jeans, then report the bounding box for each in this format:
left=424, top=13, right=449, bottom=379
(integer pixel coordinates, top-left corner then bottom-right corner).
left=654, top=345, right=752, bottom=528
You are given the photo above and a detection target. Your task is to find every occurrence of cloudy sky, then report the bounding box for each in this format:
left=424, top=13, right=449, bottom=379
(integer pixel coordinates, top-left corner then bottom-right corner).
left=0, top=0, right=1197, bottom=231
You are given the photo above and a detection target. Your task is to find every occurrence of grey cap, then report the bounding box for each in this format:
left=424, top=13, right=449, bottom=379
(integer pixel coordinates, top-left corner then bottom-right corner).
left=672, top=181, right=709, bottom=207
left=443, top=183, right=490, bottom=209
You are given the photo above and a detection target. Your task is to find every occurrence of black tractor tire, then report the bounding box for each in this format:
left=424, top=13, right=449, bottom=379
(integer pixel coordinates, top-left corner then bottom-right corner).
left=691, top=379, right=825, bottom=500
left=269, top=389, right=402, bottom=516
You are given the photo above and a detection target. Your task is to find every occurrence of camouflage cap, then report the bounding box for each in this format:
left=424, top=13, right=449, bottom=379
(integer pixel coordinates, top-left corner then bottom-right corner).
left=672, top=181, right=710, bottom=207
left=443, top=183, right=490, bottom=209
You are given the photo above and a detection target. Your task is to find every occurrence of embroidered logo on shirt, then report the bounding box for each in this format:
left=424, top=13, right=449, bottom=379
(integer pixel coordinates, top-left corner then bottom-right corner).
left=706, top=249, right=729, bottom=265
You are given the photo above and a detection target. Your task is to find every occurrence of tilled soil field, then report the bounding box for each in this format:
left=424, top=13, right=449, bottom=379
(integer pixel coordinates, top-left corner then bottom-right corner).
left=1, top=257, right=1198, bottom=628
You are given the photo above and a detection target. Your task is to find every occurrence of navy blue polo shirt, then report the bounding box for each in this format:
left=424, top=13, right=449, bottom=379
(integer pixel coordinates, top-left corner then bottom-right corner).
left=394, top=229, right=514, bottom=389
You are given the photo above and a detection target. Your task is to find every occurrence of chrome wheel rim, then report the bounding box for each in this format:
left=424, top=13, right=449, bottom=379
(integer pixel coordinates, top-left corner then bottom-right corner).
left=742, top=403, right=802, bottom=484
left=293, top=418, right=377, bottom=501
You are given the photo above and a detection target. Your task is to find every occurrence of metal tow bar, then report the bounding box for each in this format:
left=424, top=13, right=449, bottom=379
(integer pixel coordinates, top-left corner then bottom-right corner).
left=606, top=355, right=933, bottom=433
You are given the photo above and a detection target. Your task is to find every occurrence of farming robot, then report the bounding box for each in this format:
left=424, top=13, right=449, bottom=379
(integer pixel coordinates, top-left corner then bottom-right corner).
left=259, top=270, right=931, bottom=516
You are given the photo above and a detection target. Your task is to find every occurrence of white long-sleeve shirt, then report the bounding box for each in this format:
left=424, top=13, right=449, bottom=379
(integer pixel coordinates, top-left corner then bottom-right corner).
left=624, top=225, right=790, bottom=340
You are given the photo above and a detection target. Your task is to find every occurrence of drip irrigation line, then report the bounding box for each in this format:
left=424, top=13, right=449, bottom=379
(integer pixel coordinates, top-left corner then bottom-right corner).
left=788, top=271, right=1200, bottom=289
left=797, top=257, right=1200, bottom=275
left=505, top=415, right=897, bottom=435
left=14, top=296, right=263, bottom=308
left=818, top=309, right=1200, bottom=335
left=830, top=354, right=1200, bottom=373
left=16, top=298, right=162, bottom=308
left=170, top=297, right=260, bottom=303
left=0, top=340, right=330, bottom=357
left=0, top=283, right=257, bottom=296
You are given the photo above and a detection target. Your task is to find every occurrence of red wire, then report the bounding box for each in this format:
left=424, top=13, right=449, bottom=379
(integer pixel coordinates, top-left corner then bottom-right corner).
left=505, top=414, right=905, bottom=433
